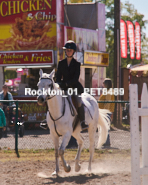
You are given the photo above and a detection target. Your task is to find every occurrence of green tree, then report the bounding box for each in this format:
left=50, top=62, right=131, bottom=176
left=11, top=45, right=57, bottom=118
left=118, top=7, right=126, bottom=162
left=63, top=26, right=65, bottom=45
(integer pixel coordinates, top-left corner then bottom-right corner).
left=66, top=0, right=148, bottom=79
left=101, top=0, right=148, bottom=80
left=121, top=1, right=148, bottom=67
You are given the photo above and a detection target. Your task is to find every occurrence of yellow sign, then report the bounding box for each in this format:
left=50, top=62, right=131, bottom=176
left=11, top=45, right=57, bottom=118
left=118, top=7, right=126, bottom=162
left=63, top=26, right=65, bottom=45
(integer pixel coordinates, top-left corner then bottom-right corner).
left=84, top=51, right=109, bottom=67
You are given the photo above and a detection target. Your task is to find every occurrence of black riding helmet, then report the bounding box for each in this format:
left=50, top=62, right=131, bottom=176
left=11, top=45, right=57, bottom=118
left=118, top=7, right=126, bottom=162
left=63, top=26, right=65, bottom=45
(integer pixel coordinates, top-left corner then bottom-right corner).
left=63, top=40, right=77, bottom=51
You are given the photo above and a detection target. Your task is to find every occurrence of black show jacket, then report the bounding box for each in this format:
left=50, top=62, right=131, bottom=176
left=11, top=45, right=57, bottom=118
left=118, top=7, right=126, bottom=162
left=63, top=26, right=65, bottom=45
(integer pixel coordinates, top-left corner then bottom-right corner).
left=56, top=58, right=84, bottom=94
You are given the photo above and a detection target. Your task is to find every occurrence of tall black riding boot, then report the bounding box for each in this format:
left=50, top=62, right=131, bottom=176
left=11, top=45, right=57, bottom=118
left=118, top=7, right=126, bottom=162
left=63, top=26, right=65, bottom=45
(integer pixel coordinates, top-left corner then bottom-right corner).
left=77, top=104, right=89, bottom=131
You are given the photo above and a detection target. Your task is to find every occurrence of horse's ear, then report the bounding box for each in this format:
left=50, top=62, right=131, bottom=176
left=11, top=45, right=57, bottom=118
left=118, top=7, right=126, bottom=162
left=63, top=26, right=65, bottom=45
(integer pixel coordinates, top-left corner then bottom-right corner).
left=39, top=69, right=43, bottom=78
left=49, top=69, right=55, bottom=79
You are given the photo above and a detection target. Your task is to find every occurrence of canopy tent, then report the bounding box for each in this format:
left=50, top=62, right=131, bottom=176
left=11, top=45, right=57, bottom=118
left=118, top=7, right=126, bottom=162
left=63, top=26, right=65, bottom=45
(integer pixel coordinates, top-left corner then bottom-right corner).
left=130, top=64, right=148, bottom=99
left=130, top=64, right=148, bottom=77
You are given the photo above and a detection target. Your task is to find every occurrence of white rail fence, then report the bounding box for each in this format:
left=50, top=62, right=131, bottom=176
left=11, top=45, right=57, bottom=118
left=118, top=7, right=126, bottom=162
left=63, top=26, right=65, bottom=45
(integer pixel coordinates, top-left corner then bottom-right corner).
left=130, top=83, right=148, bottom=185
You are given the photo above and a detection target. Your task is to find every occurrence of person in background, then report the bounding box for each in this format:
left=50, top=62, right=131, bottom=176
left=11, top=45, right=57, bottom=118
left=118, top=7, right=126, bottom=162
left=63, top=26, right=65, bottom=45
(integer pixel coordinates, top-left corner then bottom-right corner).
left=0, top=84, right=14, bottom=107
left=98, top=78, right=115, bottom=147
left=0, top=108, right=6, bottom=139
left=0, top=84, right=14, bottom=137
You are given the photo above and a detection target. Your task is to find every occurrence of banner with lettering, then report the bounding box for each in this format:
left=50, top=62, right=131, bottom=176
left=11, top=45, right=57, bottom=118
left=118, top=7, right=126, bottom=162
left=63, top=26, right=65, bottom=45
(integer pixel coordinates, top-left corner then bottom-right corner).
left=135, top=21, right=141, bottom=60
left=84, top=50, right=109, bottom=67
left=120, top=19, right=127, bottom=58
left=0, top=0, right=57, bottom=51
left=127, top=21, right=135, bottom=59
left=0, top=50, right=53, bottom=66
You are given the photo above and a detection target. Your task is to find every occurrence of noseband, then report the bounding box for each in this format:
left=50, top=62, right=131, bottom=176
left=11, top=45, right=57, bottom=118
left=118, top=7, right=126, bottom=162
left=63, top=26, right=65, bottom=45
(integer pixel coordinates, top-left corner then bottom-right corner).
left=40, top=77, right=55, bottom=100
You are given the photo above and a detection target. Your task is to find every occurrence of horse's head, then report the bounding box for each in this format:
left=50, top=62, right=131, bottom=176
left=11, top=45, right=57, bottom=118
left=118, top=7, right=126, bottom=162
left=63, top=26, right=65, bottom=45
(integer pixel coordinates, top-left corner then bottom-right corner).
left=37, top=69, right=56, bottom=105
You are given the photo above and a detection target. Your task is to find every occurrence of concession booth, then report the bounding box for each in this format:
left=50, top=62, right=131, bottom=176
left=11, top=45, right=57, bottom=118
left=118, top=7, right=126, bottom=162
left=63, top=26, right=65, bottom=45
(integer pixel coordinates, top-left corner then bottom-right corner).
left=0, top=0, right=64, bottom=128
left=0, top=0, right=108, bottom=128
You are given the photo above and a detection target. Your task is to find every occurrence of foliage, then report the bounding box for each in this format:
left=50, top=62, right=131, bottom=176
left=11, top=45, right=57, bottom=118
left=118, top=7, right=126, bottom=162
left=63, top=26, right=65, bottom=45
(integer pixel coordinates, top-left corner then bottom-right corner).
left=66, top=0, right=148, bottom=80
left=121, top=1, right=148, bottom=66
left=100, top=0, right=148, bottom=80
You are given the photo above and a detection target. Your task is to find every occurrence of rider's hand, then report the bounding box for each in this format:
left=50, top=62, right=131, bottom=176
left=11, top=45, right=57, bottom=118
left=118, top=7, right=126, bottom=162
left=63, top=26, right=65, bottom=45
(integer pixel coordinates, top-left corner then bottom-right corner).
left=59, top=82, right=67, bottom=89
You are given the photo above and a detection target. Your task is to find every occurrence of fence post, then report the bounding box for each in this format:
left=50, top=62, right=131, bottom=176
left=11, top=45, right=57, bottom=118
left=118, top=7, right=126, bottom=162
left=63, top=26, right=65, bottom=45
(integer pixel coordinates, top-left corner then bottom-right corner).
left=141, top=83, right=148, bottom=184
left=129, top=84, right=140, bottom=185
left=15, top=101, right=19, bottom=157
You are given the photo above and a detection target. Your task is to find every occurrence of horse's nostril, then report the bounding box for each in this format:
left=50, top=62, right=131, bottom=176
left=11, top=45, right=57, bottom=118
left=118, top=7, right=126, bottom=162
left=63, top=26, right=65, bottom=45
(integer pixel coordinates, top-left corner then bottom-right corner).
left=37, top=95, right=44, bottom=105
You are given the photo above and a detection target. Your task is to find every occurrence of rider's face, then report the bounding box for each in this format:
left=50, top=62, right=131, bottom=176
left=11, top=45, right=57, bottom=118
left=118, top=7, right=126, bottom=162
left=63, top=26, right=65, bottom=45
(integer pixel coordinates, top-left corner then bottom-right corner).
left=65, top=49, right=74, bottom=57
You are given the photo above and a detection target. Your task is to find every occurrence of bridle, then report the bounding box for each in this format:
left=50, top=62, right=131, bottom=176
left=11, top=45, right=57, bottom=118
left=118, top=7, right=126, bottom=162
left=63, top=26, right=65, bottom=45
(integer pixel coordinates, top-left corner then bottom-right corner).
left=40, top=77, right=55, bottom=100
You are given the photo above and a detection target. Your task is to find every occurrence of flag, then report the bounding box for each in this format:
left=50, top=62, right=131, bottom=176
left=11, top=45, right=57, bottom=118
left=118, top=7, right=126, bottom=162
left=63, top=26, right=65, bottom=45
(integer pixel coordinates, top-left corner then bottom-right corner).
left=135, top=21, right=141, bottom=60
left=120, top=19, right=127, bottom=58
left=127, top=21, right=135, bottom=59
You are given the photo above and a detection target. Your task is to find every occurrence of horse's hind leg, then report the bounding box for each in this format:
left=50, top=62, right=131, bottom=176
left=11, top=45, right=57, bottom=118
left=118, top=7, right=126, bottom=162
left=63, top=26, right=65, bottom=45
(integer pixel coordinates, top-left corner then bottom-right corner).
left=88, top=122, right=96, bottom=172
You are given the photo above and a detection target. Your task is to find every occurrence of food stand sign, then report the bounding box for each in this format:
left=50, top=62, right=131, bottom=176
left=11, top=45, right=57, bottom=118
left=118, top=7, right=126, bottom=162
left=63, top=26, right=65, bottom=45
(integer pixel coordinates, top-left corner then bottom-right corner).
left=64, top=26, right=99, bottom=52
left=0, top=0, right=57, bottom=51
left=84, top=50, right=109, bottom=67
left=0, top=50, right=54, bottom=66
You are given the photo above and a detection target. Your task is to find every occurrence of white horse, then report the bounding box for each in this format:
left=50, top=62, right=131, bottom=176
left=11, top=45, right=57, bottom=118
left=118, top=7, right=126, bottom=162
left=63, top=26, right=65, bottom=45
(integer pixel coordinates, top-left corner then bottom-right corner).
left=37, top=69, right=111, bottom=176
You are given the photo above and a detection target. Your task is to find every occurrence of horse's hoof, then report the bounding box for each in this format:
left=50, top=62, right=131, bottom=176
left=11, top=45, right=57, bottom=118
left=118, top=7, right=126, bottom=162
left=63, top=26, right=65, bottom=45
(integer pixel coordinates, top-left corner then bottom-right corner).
left=52, top=171, right=58, bottom=176
left=86, top=168, right=91, bottom=174
left=75, top=164, right=81, bottom=172
left=64, top=164, right=71, bottom=173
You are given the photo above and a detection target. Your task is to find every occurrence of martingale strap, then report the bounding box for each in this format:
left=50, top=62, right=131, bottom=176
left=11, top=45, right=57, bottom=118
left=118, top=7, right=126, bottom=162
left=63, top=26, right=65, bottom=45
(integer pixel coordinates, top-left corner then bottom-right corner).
left=48, top=97, right=66, bottom=137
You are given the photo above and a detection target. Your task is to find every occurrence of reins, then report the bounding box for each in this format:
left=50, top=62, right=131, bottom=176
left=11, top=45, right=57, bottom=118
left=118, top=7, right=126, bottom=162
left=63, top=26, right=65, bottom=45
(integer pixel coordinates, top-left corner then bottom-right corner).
left=40, top=77, right=64, bottom=136
left=48, top=97, right=65, bottom=137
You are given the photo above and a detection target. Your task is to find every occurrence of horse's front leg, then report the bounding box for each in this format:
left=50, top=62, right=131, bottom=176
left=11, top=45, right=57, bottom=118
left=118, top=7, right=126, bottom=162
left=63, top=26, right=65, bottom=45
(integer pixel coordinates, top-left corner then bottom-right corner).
left=51, top=134, right=60, bottom=176
left=59, top=132, right=71, bottom=173
left=52, top=148, right=60, bottom=176
left=72, top=128, right=84, bottom=172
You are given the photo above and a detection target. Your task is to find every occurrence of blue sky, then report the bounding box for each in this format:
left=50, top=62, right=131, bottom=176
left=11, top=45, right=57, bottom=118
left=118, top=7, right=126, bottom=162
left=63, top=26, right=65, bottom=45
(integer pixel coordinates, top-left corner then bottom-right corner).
left=121, top=0, right=148, bottom=37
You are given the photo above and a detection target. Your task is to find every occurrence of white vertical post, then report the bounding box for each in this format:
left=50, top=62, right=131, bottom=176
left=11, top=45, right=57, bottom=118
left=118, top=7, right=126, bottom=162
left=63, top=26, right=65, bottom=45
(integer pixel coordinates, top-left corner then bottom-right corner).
left=130, top=84, right=141, bottom=185
left=141, top=83, right=148, bottom=184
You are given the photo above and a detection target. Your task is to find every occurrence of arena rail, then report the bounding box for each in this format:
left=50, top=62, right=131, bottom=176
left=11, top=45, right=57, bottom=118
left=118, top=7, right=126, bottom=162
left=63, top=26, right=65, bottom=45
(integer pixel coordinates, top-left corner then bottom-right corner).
left=130, top=83, right=148, bottom=185
left=0, top=98, right=141, bottom=158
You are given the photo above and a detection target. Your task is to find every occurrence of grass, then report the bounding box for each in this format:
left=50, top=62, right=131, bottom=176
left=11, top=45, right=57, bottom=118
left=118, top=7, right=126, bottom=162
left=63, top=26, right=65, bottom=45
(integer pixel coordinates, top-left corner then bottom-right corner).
left=0, top=148, right=131, bottom=162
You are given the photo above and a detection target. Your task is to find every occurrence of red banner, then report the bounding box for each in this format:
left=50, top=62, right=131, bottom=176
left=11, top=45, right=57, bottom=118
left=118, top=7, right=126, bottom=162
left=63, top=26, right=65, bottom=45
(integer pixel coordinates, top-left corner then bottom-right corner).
left=135, top=21, right=141, bottom=60
left=120, top=19, right=127, bottom=58
left=127, top=21, right=135, bottom=59
left=0, top=50, right=53, bottom=66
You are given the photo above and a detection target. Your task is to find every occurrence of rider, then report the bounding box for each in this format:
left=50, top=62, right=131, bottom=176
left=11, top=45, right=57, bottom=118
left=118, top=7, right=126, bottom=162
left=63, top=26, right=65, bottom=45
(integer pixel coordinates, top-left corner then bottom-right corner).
left=56, top=40, right=88, bottom=131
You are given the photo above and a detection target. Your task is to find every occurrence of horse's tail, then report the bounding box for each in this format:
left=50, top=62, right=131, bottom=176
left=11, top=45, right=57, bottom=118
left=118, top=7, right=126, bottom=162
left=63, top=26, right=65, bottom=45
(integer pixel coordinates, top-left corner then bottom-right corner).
left=97, top=108, right=111, bottom=148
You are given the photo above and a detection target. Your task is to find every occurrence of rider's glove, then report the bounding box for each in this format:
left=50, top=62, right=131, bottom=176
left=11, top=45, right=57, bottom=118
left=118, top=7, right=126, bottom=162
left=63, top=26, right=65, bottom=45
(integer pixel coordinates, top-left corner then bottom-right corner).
left=59, top=81, right=67, bottom=89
